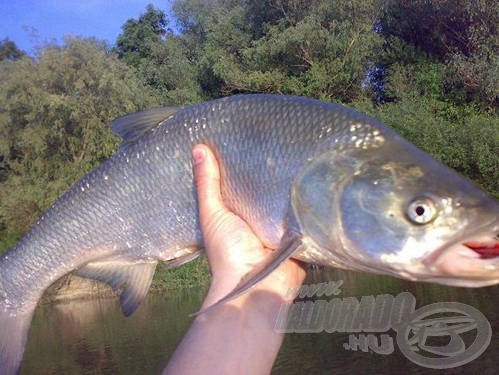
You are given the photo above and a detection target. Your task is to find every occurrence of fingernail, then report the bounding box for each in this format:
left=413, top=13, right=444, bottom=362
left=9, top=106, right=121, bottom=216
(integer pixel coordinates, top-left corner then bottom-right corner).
left=192, top=147, right=205, bottom=166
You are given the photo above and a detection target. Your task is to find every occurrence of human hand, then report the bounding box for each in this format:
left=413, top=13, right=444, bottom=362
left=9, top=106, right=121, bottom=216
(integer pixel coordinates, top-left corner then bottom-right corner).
left=192, top=144, right=306, bottom=309
left=163, top=145, right=305, bottom=374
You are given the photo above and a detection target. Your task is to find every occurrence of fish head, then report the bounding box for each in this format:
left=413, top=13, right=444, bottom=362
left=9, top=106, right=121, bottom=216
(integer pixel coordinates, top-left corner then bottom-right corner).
left=292, top=140, right=499, bottom=287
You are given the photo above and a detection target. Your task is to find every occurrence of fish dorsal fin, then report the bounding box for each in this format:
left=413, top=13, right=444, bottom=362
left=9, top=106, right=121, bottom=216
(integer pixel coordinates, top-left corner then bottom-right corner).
left=193, top=231, right=305, bottom=316
left=111, top=106, right=182, bottom=148
left=75, top=259, right=157, bottom=316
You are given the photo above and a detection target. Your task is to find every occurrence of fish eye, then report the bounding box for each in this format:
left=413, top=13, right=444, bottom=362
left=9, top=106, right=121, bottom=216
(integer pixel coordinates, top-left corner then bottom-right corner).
left=406, top=197, right=437, bottom=224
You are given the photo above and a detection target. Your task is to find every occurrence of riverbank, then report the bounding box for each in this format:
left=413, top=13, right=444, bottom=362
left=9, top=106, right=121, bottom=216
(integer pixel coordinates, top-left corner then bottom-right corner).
left=44, top=256, right=211, bottom=304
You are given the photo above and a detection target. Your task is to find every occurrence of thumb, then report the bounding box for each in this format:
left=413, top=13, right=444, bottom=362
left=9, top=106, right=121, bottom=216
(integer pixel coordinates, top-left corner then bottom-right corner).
left=192, top=144, right=226, bottom=228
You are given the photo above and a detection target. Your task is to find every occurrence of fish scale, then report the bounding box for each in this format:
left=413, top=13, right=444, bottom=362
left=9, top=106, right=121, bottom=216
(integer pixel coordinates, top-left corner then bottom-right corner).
left=1, top=94, right=498, bottom=374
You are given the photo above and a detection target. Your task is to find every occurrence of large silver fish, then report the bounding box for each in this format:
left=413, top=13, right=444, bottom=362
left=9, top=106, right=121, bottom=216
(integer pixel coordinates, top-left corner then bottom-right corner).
left=1, top=95, right=498, bottom=373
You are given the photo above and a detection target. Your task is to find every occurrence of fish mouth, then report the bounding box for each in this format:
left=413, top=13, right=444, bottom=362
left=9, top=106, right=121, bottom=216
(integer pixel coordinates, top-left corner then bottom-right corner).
left=464, top=238, right=499, bottom=258
left=423, top=233, right=499, bottom=287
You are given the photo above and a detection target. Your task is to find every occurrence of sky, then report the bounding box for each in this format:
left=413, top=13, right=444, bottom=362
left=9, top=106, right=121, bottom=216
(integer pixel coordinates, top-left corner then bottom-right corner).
left=0, top=1, right=173, bottom=55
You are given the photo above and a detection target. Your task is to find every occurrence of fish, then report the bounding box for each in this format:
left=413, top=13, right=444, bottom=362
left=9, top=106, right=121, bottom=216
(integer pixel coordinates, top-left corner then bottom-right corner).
left=0, top=94, right=497, bottom=373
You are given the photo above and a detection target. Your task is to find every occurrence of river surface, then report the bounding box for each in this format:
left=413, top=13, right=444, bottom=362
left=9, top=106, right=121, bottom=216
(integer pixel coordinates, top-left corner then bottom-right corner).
left=22, top=269, right=498, bottom=374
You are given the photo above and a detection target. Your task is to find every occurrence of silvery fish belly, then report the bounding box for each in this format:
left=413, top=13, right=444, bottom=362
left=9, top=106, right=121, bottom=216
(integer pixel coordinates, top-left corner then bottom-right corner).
left=0, top=94, right=498, bottom=374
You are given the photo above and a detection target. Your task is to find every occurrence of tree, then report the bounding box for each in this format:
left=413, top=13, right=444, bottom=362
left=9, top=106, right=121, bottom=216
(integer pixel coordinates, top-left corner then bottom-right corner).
left=115, top=4, right=201, bottom=104
left=0, top=38, right=155, bottom=251
left=115, top=4, right=169, bottom=67
left=172, top=0, right=384, bottom=101
left=378, top=0, right=498, bottom=106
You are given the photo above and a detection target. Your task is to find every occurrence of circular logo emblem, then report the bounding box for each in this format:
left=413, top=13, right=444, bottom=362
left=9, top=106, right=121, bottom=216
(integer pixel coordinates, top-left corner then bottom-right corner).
left=397, top=302, right=491, bottom=369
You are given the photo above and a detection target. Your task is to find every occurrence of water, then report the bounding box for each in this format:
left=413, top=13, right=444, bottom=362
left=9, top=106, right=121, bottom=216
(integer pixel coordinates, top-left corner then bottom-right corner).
left=22, top=269, right=498, bottom=374
left=22, top=286, right=208, bottom=375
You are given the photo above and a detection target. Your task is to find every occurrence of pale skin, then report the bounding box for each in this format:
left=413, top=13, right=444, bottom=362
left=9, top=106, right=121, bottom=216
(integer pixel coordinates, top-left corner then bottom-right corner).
left=163, top=144, right=306, bottom=374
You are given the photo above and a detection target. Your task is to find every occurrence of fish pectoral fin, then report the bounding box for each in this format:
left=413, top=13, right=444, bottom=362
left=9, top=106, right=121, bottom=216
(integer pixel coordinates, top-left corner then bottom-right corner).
left=193, top=232, right=305, bottom=316
left=75, top=260, right=157, bottom=316
left=111, top=106, right=182, bottom=148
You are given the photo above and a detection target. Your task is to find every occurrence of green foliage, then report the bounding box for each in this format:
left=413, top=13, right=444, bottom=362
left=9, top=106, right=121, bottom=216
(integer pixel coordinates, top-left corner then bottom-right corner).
left=380, top=0, right=496, bottom=59
left=153, top=256, right=210, bottom=290
left=115, top=4, right=169, bottom=67
left=378, top=0, right=498, bottom=106
left=0, top=38, right=156, bottom=249
left=173, top=0, right=384, bottom=101
left=115, top=4, right=201, bottom=104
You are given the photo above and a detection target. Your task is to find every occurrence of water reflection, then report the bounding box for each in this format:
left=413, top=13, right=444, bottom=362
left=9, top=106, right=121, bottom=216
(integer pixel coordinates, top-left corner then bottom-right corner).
left=23, top=286, right=207, bottom=375
left=22, top=270, right=498, bottom=374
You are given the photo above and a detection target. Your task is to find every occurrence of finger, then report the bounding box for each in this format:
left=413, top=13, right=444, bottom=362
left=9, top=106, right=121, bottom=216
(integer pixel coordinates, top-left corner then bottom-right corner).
left=192, top=144, right=225, bottom=226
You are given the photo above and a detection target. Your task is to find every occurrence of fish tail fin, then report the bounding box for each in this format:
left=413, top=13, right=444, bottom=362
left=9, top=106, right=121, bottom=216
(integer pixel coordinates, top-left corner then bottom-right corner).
left=0, top=302, right=35, bottom=375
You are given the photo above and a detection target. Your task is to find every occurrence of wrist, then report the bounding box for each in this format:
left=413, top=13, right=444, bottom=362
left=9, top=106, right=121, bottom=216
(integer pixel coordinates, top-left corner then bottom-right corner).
left=201, top=260, right=305, bottom=312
